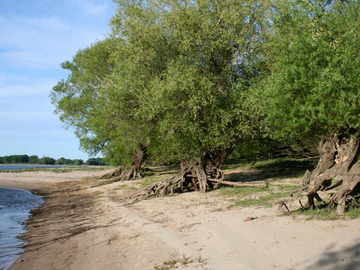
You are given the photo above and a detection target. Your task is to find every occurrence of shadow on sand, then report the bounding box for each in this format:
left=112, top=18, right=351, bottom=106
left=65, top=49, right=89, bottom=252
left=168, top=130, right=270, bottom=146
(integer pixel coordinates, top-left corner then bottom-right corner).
left=304, top=239, right=360, bottom=270
left=223, top=159, right=316, bottom=183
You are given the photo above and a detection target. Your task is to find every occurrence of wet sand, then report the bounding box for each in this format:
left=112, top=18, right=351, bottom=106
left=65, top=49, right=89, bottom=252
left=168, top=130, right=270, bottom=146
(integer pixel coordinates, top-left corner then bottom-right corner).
left=1, top=170, right=360, bottom=270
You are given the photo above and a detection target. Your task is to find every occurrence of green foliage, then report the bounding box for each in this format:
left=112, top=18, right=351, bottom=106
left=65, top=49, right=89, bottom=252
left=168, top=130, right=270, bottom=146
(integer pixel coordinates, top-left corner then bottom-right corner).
left=257, top=0, right=360, bottom=141
left=219, top=186, right=269, bottom=197
left=0, top=166, right=109, bottom=174
left=293, top=198, right=360, bottom=220
left=51, top=39, right=116, bottom=156
left=2, top=156, right=11, bottom=163
left=0, top=155, right=103, bottom=166
left=222, top=157, right=315, bottom=180
left=220, top=184, right=301, bottom=208
left=29, top=155, right=39, bottom=164
left=153, top=0, right=266, bottom=161
left=228, top=139, right=280, bottom=160
left=86, top=158, right=107, bottom=165
left=51, top=35, right=153, bottom=166
left=140, top=175, right=163, bottom=188
left=57, top=157, right=74, bottom=165
left=0, top=155, right=29, bottom=164
left=38, top=156, right=56, bottom=165
left=113, top=0, right=268, bottom=162
left=52, top=0, right=269, bottom=166
left=73, top=159, right=84, bottom=165
left=251, top=158, right=314, bottom=172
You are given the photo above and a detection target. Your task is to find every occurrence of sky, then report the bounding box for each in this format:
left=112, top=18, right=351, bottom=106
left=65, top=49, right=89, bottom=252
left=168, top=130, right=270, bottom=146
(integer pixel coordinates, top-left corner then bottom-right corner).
left=0, top=0, right=116, bottom=161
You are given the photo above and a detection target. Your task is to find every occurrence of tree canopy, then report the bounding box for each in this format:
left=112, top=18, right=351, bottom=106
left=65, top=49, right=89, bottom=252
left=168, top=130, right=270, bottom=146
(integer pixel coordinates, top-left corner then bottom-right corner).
left=52, top=0, right=269, bottom=187
left=51, top=39, right=117, bottom=159
left=257, top=0, right=360, bottom=215
left=52, top=0, right=360, bottom=211
left=258, top=0, right=360, bottom=141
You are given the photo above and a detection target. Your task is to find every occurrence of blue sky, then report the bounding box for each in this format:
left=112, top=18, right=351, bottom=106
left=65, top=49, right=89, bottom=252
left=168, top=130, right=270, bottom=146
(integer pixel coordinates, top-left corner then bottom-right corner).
left=0, top=0, right=115, bottom=160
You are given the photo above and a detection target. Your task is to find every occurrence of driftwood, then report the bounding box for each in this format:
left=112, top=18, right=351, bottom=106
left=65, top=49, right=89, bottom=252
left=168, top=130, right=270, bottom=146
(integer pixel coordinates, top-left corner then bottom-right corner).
left=208, top=178, right=267, bottom=188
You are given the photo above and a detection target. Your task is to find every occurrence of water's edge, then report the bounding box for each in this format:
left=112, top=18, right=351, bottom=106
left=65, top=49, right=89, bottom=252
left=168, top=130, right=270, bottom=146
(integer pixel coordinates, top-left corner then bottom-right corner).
left=0, top=164, right=66, bottom=171
left=0, top=187, right=45, bottom=270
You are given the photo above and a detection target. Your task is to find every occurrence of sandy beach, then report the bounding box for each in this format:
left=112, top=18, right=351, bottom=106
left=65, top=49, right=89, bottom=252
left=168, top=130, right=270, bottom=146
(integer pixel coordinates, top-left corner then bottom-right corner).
left=1, top=168, right=360, bottom=270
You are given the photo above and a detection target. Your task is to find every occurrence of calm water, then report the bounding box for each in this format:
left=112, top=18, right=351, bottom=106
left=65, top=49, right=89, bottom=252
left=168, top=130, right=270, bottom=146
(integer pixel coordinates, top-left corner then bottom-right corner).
left=0, top=164, right=64, bottom=171
left=0, top=188, right=44, bottom=270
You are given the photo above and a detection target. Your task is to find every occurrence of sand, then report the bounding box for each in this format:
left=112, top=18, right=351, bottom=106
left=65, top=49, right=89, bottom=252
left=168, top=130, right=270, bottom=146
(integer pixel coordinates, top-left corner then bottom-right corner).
left=1, top=169, right=360, bottom=270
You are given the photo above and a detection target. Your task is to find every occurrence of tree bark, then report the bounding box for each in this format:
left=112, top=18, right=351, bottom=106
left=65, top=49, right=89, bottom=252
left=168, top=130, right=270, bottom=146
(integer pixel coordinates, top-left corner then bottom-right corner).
left=280, top=135, right=360, bottom=215
left=100, top=147, right=149, bottom=182
left=130, top=148, right=238, bottom=201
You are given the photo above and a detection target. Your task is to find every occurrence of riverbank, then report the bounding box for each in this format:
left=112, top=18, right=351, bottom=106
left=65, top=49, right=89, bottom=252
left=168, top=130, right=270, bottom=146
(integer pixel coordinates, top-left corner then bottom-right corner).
left=0, top=187, right=44, bottom=270
left=1, top=167, right=360, bottom=269
left=0, top=169, right=108, bottom=193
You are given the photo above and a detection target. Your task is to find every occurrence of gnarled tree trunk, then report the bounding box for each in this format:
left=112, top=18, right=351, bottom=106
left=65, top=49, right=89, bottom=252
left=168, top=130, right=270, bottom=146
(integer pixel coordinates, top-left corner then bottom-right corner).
left=101, top=146, right=150, bottom=182
left=129, top=149, right=229, bottom=200
left=280, top=135, right=360, bottom=215
left=129, top=148, right=266, bottom=201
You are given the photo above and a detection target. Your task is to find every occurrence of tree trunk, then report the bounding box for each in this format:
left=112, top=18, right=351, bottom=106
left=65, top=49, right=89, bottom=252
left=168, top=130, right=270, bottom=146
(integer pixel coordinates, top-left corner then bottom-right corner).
left=129, top=148, right=266, bottom=201
left=100, top=147, right=148, bottom=182
left=129, top=149, right=230, bottom=201
left=280, top=135, right=360, bottom=215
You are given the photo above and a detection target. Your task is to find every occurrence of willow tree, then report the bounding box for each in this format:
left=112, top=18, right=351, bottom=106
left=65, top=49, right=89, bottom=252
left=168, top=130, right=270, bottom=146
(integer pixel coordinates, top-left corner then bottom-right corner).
left=51, top=39, right=154, bottom=181
left=109, top=0, right=269, bottom=199
left=259, top=0, right=360, bottom=214
left=52, top=0, right=268, bottom=189
left=51, top=39, right=115, bottom=155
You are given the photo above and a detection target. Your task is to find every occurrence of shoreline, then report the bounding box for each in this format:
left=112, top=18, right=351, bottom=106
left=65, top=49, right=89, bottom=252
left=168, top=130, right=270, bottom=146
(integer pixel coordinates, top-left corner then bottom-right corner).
left=0, top=186, right=44, bottom=270
left=0, top=169, right=110, bottom=193
left=1, top=169, right=360, bottom=269
left=2, top=169, right=184, bottom=270
left=0, top=169, right=113, bottom=270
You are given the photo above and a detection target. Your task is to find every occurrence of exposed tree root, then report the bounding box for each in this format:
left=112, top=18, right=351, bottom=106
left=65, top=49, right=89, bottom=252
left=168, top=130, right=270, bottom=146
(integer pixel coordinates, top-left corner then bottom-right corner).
left=279, top=135, right=360, bottom=215
left=100, top=167, right=123, bottom=179
left=129, top=159, right=266, bottom=202
left=98, top=166, right=144, bottom=185
left=129, top=160, right=214, bottom=201
left=99, top=147, right=151, bottom=184
left=207, top=178, right=267, bottom=188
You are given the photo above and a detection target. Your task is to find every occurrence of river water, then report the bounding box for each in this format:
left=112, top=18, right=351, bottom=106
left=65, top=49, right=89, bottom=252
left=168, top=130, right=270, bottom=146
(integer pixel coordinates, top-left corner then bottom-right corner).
left=0, top=165, right=49, bottom=269
left=0, top=164, right=64, bottom=171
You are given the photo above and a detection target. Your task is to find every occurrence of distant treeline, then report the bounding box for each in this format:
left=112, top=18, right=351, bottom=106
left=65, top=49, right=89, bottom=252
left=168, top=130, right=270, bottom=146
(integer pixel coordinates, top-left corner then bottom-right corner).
left=0, top=155, right=108, bottom=166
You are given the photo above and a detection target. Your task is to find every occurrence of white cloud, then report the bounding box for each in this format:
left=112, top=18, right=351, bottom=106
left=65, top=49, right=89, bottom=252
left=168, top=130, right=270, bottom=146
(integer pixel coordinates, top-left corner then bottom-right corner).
left=0, top=1, right=112, bottom=160
left=0, top=6, right=112, bottom=70
left=25, top=16, right=72, bottom=31
left=0, top=129, right=70, bottom=138
left=0, top=111, right=54, bottom=119
left=0, top=77, right=57, bottom=97
left=0, top=128, right=75, bottom=138
left=0, top=73, right=30, bottom=86
left=75, top=0, right=109, bottom=15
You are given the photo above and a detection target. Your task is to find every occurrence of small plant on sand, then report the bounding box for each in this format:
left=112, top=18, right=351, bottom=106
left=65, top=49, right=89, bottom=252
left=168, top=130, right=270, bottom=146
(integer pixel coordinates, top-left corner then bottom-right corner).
left=141, top=176, right=163, bottom=188
left=154, top=259, right=178, bottom=270
left=292, top=197, right=360, bottom=220
left=181, top=254, right=190, bottom=265
left=220, top=184, right=301, bottom=209
left=219, top=186, right=268, bottom=197
left=154, top=254, right=197, bottom=269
